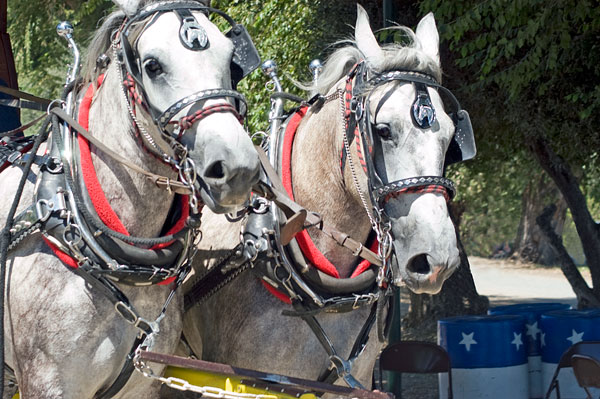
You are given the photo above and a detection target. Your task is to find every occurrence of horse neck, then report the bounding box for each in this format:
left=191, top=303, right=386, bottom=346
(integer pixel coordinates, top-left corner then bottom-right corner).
left=291, top=100, right=372, bottom=278
left=85, top=64, right=177, bottom=238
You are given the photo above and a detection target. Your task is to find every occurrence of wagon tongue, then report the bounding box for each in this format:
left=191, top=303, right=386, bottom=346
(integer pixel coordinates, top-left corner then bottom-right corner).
left=138, top=350, right=392, bottom=399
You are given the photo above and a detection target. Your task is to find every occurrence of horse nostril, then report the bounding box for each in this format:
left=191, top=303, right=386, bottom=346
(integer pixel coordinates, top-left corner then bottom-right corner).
left=205, top=161, right=226, bottom=180
left=407, top=254, right=431, bottom=275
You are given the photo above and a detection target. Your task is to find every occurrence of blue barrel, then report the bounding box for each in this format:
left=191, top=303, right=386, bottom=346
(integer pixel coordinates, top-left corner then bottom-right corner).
left=438, top=315, right=528, bottom=399
left=0, top=79, right=21, bottom=134
left=489, top=303, right=571, bottom=398
left=540, top=309, right=600, bottom=399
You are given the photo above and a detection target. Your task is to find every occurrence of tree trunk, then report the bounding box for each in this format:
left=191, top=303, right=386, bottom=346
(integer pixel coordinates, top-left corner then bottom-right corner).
left=513, top=172, right=568, bottom=265
left=405, top=201, right=489, bottom=327
left=530, top=135, right=600, bottom=305
left=537, top=205, right=600, bottom=308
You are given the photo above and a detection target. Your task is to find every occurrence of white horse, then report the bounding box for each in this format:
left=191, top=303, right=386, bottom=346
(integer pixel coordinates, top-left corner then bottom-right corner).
left=182, top=4, right=469, bottom=395
left=1, top=0, right=260, bottom=397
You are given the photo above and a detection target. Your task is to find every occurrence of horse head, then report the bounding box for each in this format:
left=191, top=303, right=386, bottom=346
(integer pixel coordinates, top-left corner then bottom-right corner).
left=349, top=5, right=471, bottom=294
left=111, top=0, right=260, bottom=214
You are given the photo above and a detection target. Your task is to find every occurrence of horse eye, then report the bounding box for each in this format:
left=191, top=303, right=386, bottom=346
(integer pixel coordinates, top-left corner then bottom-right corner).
left=144, top=59, right=163, bottom=78
left=374, top=123, right=392, bottom=140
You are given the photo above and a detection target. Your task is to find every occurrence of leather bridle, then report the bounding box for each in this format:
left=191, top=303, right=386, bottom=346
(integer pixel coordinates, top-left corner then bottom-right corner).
left=108, top=0, right=261, bottom=215
left=113, top=1, right=251, bottom=167
left=334, top=61, right=471, bottom=285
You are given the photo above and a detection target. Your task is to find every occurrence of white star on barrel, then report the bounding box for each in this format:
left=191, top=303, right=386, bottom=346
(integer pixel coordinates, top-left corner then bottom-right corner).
left=526, top=321, right=541, bottom=340
left=511, top=332, right=523, bottom=351
left=566, top=329, right=584, bottom=345
left=459, top=332, right=477, bottom=352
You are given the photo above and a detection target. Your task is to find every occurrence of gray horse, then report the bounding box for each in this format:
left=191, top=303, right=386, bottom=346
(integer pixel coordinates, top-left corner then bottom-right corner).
left=1, top=0, right=259, bottom=397
left=181, top=4, right=461, bottom=395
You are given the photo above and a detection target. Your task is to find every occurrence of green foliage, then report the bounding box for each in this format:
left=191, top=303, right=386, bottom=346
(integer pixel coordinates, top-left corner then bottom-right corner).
left=448, top=154, right=529, bottom=256
left=211, top=0, right=320, bottom=133
left=7, top=0, right=353, bottom=136
left=420, top=0, right=600, bottom=160
left=212, top=0, right=354, bottom=134
left=419, top=0, right=600, bottom=255
left=7, top=0, right=113, bottom=98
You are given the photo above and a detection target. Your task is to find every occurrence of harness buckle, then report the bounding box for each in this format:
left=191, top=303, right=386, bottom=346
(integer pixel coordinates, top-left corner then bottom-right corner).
left=352, top=243, right=364, bottom=257
left=7, top=151, right=23, bottom=165
left=328, top=355, right=365, bottom=389
left=115, top=301, right=138, bottom=325
left=349, top=98, right=364, bottom=121
left=35, top=189, right=67, bottom=223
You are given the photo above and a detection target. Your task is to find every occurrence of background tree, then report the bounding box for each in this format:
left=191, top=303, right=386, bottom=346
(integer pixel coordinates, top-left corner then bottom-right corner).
left=419, top=0, right=600, bottom=307
left=513, top=172, right=567, bottom=265
left=7, top=0, right=111, bottom=98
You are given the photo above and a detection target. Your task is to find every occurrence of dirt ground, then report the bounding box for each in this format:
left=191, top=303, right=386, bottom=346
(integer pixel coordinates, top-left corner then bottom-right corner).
left=394, top=256, right=585, bottom=399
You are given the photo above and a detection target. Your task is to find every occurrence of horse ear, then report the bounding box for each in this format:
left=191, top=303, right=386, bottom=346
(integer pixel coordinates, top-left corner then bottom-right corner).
left=112, top=0, right=142, bottom=17
left=415, top=13, right=440, bottom=66
left=355, top=4, right=383, bottom=64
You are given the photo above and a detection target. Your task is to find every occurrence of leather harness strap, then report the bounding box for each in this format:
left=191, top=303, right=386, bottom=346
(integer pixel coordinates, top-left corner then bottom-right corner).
left=254, top=146, right=382, bottom=267
left=0, top=85, right=52, bottom=110
left=0, top=84, right=195, bottom=197
left=50, top=108, right=193, bottom=195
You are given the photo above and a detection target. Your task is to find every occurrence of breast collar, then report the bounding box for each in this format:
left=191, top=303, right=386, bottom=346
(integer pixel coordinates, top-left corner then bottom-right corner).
left=279, top=107, right=378, bottom=280
left=240, top=105, right=381, bottom=314
left=37, top=76, right=198, bottom=286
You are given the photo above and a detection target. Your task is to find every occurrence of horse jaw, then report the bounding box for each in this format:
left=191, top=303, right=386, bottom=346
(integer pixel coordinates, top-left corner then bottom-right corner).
left=385, top=194, right=460, bottom=294
left=194, top=115, right=260, bottom=214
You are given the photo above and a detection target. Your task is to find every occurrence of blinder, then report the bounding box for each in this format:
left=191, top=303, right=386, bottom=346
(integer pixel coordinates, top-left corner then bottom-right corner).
left=367, top=69, right=476, bottom=167
left=445, top=109, right=475, bottom=165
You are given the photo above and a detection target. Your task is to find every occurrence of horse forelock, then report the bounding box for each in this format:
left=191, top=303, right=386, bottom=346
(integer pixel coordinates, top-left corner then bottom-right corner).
left=311, top=26, right=442, bottom=97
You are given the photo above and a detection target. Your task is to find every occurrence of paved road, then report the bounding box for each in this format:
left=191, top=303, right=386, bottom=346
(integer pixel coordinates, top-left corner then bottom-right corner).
left=469, top=256, right=581, bottom=306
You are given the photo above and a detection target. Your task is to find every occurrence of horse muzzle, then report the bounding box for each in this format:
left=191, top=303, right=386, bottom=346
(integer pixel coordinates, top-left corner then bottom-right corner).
left=197, top=151, right=261, bottom=213
left=391, top=245, right=460, bottom=294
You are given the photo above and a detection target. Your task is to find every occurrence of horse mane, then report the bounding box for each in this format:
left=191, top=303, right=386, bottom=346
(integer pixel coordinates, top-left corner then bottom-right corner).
left=310, top=26, right=443, bottom=96
left=82, top=10, right=127, bottom=84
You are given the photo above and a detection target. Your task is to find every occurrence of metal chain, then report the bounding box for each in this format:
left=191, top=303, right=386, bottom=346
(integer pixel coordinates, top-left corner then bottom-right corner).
left=111, top=43, right=173, bottom=163
left=337, top=89, right=377, bottom=231
left=337, top=88, right=395, bottom=286
left=111, top=41, right=201, bottom=213
left=133, top=349, right=279, bottom=399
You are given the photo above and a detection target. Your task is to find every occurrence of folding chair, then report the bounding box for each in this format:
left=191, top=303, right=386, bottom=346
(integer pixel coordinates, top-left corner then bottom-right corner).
left=545, top=341, right=600, bottom=399
left=378, top=341, right=453, bottom=399
left=571, top=354, right=600, bottom=399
